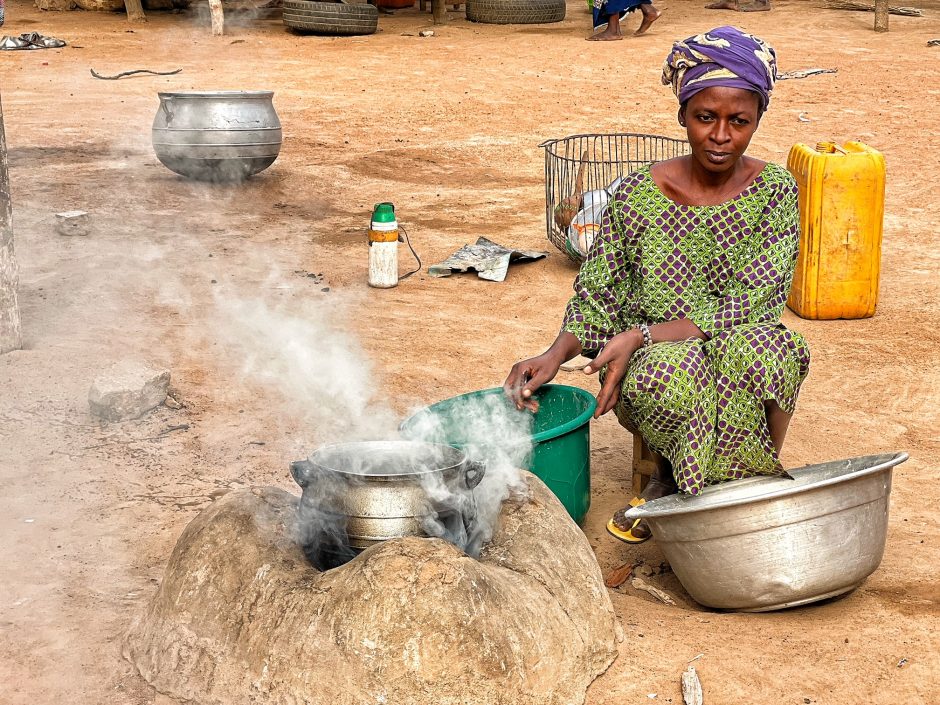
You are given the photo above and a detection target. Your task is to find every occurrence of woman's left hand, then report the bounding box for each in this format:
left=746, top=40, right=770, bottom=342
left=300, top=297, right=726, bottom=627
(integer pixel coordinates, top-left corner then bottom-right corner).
left=583, top=329, right=643, bottom=418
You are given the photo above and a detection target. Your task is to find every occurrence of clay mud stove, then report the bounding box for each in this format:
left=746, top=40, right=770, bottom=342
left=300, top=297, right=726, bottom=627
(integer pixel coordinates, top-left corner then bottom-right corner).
left=123, top=473, right=621, bottom=705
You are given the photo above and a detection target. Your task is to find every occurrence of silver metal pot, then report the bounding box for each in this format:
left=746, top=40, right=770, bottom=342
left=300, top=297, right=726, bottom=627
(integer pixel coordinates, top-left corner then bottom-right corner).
left=624, top=452, right=908, bottom=611
left=152, top=90, right=282, bottom=182
left=290, top=440, right=485, bottom=560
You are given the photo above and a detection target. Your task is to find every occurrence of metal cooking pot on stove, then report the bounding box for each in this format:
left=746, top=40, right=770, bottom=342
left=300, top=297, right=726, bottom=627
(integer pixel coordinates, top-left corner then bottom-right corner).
left=290, top=440, right=485, bottom=554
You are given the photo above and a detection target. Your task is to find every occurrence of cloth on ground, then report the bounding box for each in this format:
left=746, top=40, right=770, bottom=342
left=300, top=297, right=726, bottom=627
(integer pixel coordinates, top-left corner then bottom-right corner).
left=777, top=67, right=837, bottom=80
left=0, top=32, right=66, bottom=50
left=428, top=237, right=548, bottom=282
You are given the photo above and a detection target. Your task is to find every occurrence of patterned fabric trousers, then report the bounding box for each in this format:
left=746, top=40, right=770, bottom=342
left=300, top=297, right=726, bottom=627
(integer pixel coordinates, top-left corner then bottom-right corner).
left=612, top=323, right=810, bottom=495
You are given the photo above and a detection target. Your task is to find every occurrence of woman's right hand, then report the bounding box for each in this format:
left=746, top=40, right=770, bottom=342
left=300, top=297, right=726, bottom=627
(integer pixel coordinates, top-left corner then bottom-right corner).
left=503, top=352, right=562, bottom=412
left=583, top=329, right=642, bottom=418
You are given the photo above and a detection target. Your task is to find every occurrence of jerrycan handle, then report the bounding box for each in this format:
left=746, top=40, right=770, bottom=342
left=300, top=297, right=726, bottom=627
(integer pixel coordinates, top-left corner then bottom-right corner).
left=815, top=142, right=847, bottom=154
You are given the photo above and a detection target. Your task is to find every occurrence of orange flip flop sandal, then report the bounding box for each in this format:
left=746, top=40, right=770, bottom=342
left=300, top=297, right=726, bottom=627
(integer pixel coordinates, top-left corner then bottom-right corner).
left=606, top=496, right=651, bottom=544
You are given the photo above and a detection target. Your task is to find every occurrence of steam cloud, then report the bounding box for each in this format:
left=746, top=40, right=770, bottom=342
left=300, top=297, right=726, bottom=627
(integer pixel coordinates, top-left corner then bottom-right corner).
left=212, top=287, right=532, bottom=567
left=212, top=288, right=400, bottom=444
left=403, top=394, right=532, bottom=557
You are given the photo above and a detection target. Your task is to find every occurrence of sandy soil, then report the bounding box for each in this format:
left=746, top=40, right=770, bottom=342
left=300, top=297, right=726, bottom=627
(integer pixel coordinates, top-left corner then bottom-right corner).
left=1, top=1, right=938, bottom=703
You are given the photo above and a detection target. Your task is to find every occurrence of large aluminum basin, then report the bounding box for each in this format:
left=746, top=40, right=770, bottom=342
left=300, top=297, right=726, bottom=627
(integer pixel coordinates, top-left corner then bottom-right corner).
left=624, top=452, right=908, bottom=611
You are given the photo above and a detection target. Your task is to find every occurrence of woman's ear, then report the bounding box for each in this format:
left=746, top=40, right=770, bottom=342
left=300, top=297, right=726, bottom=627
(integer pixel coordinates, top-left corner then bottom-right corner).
left=677, top=105, right=687, bottom=127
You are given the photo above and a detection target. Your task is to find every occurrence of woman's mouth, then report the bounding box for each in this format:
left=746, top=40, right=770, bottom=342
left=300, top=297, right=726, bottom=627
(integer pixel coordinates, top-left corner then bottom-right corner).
left=705, top=151, right=732, bottom=164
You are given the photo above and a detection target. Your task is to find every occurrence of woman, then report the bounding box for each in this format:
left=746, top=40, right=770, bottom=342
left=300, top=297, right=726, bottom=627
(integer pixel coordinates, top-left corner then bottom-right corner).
left=505, top=26, right=810, bottom=542
left=589, top=0, right=661, bottom=41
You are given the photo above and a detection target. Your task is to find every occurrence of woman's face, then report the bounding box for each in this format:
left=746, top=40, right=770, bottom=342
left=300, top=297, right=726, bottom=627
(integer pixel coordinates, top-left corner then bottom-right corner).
left=679, top=86, right=762, bottom=175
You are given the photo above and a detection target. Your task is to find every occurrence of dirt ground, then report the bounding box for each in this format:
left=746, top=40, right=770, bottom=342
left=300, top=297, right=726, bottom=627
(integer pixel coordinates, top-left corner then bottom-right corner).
left=1, top=1, right=938, bottom=703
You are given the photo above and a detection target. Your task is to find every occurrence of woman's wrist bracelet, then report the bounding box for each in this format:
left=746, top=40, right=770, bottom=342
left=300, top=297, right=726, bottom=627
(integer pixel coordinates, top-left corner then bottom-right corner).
left=638, top=323, right=653, bottom=348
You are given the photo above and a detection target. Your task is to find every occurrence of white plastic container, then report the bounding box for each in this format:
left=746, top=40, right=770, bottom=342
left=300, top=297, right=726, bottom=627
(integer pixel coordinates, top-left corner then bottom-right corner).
left=368, top=203, right=399, bottom=289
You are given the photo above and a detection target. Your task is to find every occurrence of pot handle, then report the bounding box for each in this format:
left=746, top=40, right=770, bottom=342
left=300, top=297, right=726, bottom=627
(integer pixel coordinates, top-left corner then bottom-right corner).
left=160, top=97, right=174, bottom=126
left=290, top=459, right=317, bottom=489
left=464, top=460, right=486, bottom=490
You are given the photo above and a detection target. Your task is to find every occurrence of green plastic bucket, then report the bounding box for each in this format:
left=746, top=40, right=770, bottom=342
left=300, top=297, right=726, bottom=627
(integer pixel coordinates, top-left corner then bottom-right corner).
left=400, top=384, right=597, bottom=524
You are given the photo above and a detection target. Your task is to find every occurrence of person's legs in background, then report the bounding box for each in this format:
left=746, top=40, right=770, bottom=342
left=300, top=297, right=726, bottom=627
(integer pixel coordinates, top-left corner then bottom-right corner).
left=588, top=0, right=660, bottom=41
left=588, top=11, right=624, bottom=41
left=635, top=2, right=662, bottom=34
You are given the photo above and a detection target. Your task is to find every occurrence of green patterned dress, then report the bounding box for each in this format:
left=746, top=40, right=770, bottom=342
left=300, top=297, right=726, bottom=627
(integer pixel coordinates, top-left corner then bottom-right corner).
left=562, top=162, right=810, bottom=495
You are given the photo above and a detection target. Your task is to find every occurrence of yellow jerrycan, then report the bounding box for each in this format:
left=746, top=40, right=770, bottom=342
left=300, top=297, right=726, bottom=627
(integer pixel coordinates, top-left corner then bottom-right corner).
left=786, top=141, right=886, bottom=320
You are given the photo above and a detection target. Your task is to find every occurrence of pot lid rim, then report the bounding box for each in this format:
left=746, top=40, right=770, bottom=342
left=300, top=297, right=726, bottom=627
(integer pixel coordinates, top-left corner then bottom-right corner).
left=158, top=90, right=275, bottom=98
left=307, top=439, right=468, bottom=478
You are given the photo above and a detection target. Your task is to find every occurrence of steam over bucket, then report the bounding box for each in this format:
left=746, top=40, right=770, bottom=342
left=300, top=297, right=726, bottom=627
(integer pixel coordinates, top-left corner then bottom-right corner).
left=400, top=385, right=597, bottom=524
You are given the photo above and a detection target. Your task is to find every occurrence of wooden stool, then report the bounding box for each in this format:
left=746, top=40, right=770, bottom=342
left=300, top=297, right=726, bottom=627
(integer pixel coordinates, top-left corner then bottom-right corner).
left=631, top=432, right=669, bottom=497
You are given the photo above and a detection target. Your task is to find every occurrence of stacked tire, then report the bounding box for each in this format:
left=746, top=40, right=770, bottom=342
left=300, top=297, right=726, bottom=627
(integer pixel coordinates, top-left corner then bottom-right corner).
left=283, top=0, right=379, bottom=36
left=466, top=0, right=566, bottom=24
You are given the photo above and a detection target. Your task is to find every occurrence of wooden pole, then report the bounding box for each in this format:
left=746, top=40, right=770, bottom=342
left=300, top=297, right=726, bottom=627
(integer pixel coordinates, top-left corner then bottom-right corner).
left=208, top=0, right=225, bottom=35
left=874, top=0, right=889, bottom=30
left=124, top=0, right=147, bottom=22
left=0, top=92, right=23, bottom=355
left=432, top=0, right=446, bottom=24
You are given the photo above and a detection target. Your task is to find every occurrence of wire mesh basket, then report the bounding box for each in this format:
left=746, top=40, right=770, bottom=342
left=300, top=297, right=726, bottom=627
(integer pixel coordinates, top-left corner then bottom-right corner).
left=541, top=133, right=690, bottom=262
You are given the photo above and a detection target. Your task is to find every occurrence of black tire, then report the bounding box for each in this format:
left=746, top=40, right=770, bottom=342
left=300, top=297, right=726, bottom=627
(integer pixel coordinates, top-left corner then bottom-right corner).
left=465, top=0, right=565, bottom=24
left=282, top=1, right=378, bottom=35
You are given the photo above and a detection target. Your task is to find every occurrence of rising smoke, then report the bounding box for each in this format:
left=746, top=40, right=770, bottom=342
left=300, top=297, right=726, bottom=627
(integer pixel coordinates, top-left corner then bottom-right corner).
left=212, top=285, right=533, bottom=566
left=403, top=393, right=533, bottom=557
left=211, top=285, right=400, bottom=445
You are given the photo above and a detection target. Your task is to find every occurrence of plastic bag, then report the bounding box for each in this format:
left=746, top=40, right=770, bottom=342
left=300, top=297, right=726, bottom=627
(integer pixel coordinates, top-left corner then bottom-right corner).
left=567, top=198, right=607, bottom=258
left=566, top=176, right=625, bottom=257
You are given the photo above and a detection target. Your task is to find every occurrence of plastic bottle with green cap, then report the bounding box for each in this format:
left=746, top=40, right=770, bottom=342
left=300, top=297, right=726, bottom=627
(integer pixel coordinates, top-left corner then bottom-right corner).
left=368, top=202, right=399, bottom=288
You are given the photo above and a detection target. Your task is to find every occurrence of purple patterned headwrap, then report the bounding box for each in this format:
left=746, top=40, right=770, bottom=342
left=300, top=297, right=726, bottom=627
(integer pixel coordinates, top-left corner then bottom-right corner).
left=662, top=26, right=777, bottom=112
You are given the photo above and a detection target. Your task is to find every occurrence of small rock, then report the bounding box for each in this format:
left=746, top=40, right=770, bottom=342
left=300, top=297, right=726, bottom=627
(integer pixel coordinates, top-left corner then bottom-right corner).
left=89, top=362, right=171, bottom=421
left=164, top=394, right=182, bottom=410
left=55, top=211, right=90, bottom=236
left=419, top=29, right=434, bottom=37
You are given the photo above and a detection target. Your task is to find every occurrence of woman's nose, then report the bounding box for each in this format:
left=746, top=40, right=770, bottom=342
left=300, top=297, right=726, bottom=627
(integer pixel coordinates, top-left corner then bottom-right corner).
left=711, top=121, right=731, bottom=144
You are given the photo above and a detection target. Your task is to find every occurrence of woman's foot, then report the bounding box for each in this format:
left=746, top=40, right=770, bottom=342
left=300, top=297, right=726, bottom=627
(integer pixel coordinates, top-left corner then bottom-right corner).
left=588, top=27, right=623, bottom=41
left=608, top=477, right=675, bottom=542
left=588, top=13, right=623, bottom=40
left=634, top=5, right=661, bottom=35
